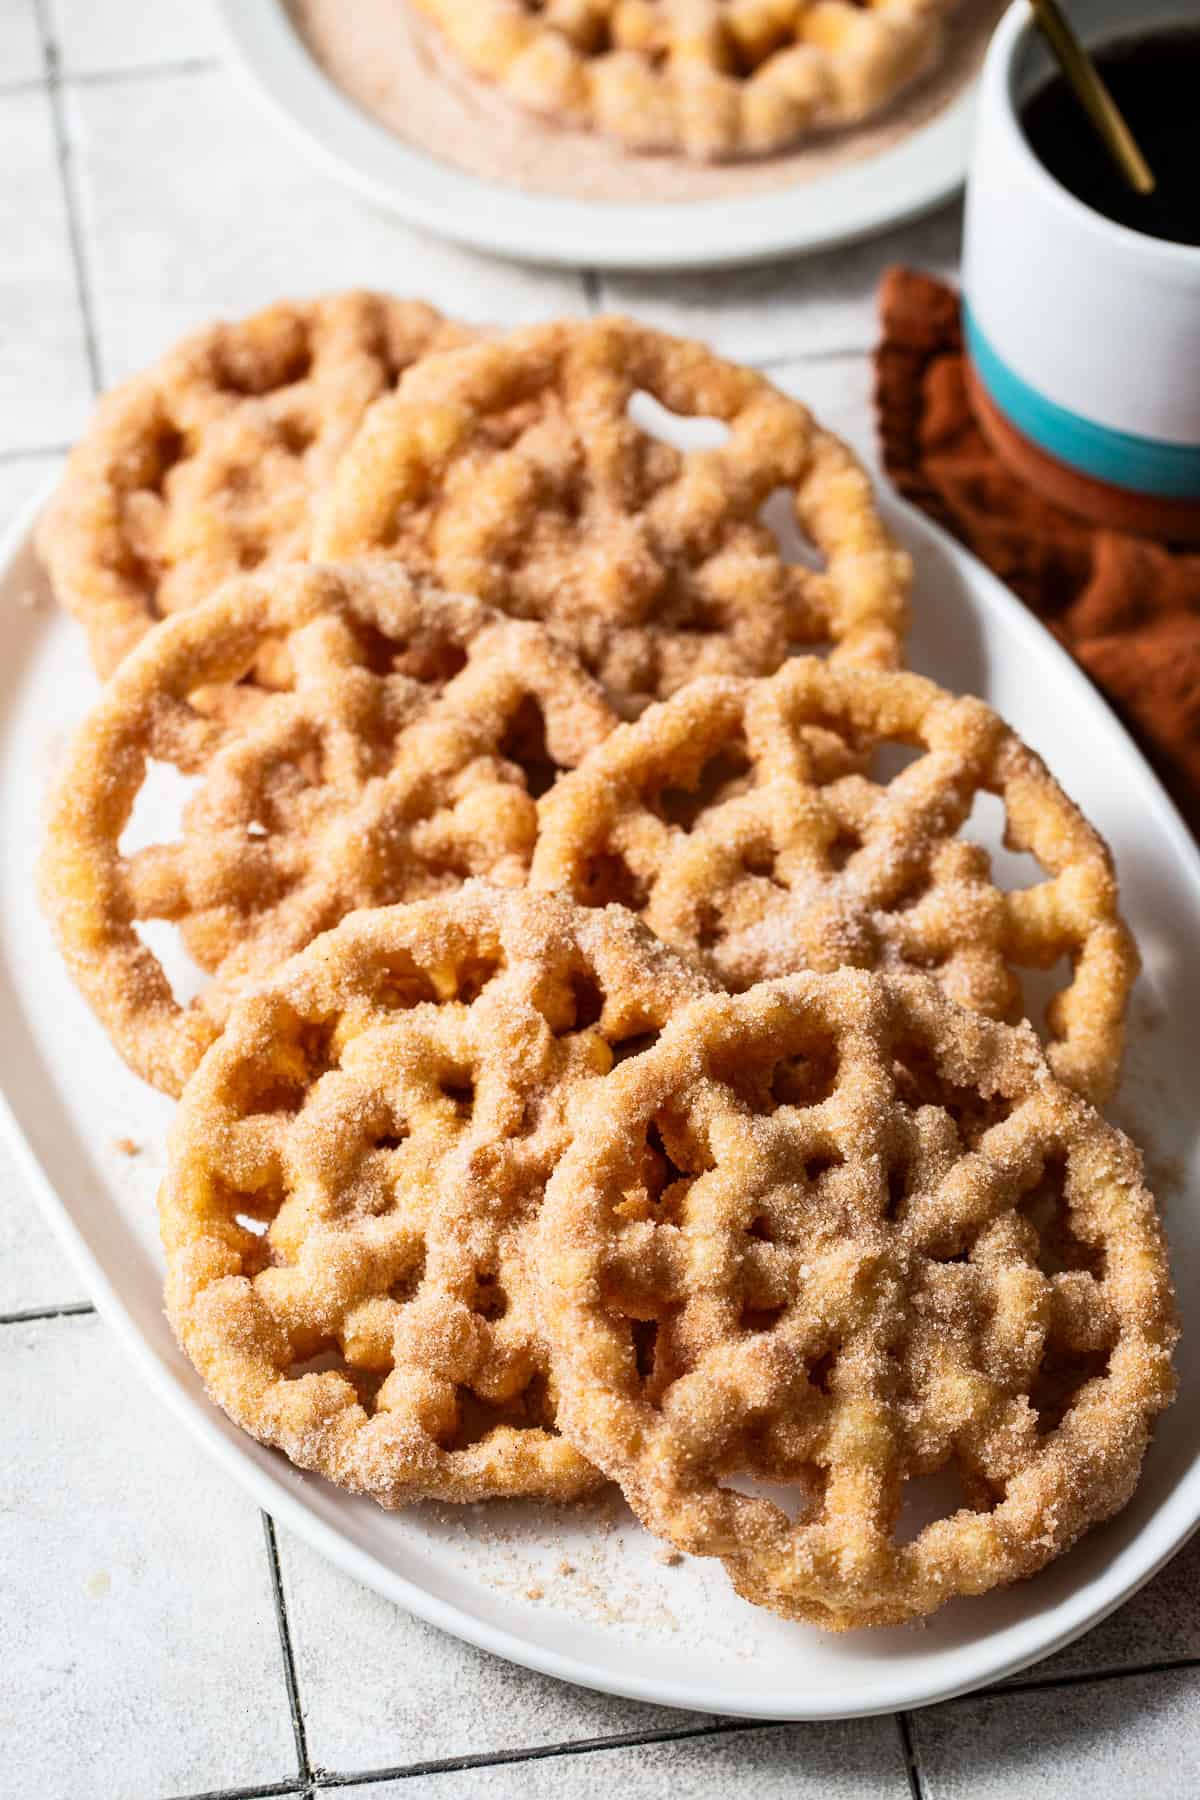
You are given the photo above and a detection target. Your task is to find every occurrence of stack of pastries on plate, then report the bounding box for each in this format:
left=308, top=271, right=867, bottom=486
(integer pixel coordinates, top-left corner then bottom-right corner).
left=37, top=294, right=1177, bottom=1631
left=410, top=0, right=958, bottom=160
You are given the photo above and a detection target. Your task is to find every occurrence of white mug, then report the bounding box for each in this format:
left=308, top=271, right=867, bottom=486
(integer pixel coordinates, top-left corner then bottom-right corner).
left=963, top=0, right=1200, bottom=537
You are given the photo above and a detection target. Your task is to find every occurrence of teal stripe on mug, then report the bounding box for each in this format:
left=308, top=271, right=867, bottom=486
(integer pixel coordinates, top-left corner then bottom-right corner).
left=964, top=308, right=1200, bottom=500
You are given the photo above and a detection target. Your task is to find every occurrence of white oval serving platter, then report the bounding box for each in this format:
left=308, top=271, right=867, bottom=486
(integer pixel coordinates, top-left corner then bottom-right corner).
left=213, top=0, right=983, bottom=271
left=4, top=486, right=1199, bottom=1720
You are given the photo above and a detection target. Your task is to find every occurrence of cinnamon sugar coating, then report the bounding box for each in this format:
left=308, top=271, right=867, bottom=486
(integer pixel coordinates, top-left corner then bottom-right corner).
left=536, top=971, right=1177, bottom=1628
left=410, top=0, right=952, bottom=160
left=39, top=562, right=617, bottom=1096
left=37, top=292, right=469, bottom=679
left=532, top=657, right=1137, bottom=1102
left=159, top=885, right=714, bottom=1505
left=315, top=317, right=910, bottom=717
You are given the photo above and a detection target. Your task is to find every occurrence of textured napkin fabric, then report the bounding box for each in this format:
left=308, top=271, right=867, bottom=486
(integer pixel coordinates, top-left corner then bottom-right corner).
left=873, top=268, right=1200, bottom=839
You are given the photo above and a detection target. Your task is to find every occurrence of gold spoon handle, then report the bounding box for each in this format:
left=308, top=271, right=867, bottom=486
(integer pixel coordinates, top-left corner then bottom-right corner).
left=1029, top=0, right=1157, bottom=196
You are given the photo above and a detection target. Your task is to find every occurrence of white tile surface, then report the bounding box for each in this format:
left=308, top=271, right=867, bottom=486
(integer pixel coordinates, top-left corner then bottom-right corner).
left=1, top=0, right=42, bottom=82
left=44, top=0, right=222, bottom=73
left=1004, top=1530, right=1200, bottom=1685
left=0, top=1127, right=86, bottom=1316
left=599, top=202, right=961, bottom=367
left=336, top=1721, right=913, bottom=1797
left=0, top=1313, right=297, bottom=1798
left=65, top=64, right=588, bottom=390
left=912, top=1667, right=1200, bottom=1800
left=0, top=89, right=93, bottom=451
left=770, top=354, right=879, bottom=468
left=277, top=1529, right=695, bottom=1776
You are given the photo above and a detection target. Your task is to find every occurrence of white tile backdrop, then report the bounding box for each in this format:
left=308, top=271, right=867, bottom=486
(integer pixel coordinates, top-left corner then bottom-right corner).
left=43, top=0, right=223, bottom=72
left=2, top=0, right=43, bottom=84
left=3, top=4, right=1197, bottom=1797
left=0, top=87, right=92, bottom=452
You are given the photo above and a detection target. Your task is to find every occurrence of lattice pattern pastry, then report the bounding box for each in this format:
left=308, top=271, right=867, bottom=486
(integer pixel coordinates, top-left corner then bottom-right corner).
left=315, top=316, right=910, bottom=717
left=37, top=292, right=469, bottom=678
left=537, top=970, right=1177, bottom=1628
left=411, top=0, right=953, bottom=159
left=159, top=885, right=715, bottom=1505
left=40, top=562, right=617, bottom=1096
left=531, top=657, right=1137, bottom=1101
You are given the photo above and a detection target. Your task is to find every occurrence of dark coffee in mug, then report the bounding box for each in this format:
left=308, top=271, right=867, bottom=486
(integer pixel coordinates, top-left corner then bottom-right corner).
left=1021, top=26, right=1200, bottom=249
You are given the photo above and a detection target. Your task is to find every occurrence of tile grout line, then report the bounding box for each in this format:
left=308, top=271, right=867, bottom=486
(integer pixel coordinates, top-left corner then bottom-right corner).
left=0, top=61, right=224, bottom=100
left=67, top=56, right=222, bottom=88
left=0, top=74, right=47, bottom=98
left=166, top=1783, right=303, bottom=1800
left=895, top=1710, right=926, bottom=1800
left=31, top=0, right=103, bottom=398
left=0, top=1300, right=95, bottom=1326
left=314, top=1717, right=777, bottom=1788
left=994, top=1651, right=1200, bottom=1698
left=261, top=1514, right=316, bottom=1793
left=757, top=342, right=873, bottom=373
left=0, top=440, right=72, bottom=464
left=165, top=1727, right=772, bottom=1800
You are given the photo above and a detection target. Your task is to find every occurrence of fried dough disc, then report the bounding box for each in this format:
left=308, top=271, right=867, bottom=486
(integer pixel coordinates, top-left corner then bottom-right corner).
left=314, top=316, right=910, bottom=717
left=160, top=884, right=714, bottom=1506
left=537, top=971, right=1177, bottom=1628
left=37, top=292, right=470, bottom=678
left=40, top=561, right=617, bottom=1096
left=531, top=658, right=1137, bottom=1102
left=411, top=0, right=952, bottom=160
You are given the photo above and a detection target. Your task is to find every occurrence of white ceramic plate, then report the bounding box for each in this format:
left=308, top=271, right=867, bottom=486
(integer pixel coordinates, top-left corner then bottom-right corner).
left=213, top=0, right=981, bottom=270
left=6, top=488, right=1200, bottom=1719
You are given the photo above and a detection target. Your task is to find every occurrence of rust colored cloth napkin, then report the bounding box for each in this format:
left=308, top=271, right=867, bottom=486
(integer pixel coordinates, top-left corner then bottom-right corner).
left=873, top=268, right=1200, bottom=840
